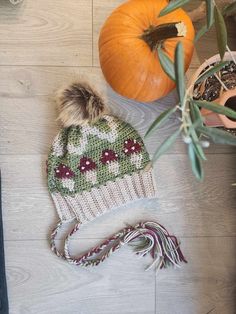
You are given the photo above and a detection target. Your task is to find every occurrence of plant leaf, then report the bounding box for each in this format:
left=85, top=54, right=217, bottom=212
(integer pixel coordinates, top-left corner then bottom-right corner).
left=157, top=46, right=175, bottom=81
left=193, top=100, right=236, bottom=120
left=206, top=0, right=214, bottom=28
left=197, top=126, right=236, bottom=145
left=188, top=143, right=204, bottom=181
left=187, top=105, right=206, bottom=161
left=152, top=128, right=181, bottom=163
left=195, top=24, right=208, bottom=42
left=145, top=107, right=176, bottom=138
left=223, top=1, right=236, bottom=17
left=190, top=102, right=203, bottom=124
left=195, top=61, right=229, bottom=84
left=174, top=42, right=185, bottom=105
left=159, top=0, right=190, bottom=17
left=188, top=119, right=207, bottom=161
left=214, top=6, right=227, bottom=60
left=192, top=138, right=207, bottom=161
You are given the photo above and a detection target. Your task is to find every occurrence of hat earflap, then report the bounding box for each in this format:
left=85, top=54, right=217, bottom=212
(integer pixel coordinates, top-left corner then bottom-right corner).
left=56, top=82, right=108, bottom=127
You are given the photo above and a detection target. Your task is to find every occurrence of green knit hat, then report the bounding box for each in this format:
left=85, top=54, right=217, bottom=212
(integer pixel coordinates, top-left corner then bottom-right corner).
left=47, top=82, right=186, bottom=271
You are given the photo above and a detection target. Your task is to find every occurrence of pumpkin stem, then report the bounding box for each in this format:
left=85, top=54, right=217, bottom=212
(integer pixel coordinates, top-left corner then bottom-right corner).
left=141, top=22, right=187, bottom=51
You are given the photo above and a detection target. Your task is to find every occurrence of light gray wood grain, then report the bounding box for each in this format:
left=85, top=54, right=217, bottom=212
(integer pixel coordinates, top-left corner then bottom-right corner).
left=93, top=0, right=124, bottom=66
left=0, top=0, right=235, bottom=313
left=1, top=86, right=235, bottom=154
left=4, top=237, right=236, bottom=314
left=0, top=66, right=105, bottom=98
left=156, top=237, right=236, bottom=314
left=0, top=0, right=92, bottom=66
left=1, top=154, right=235, bottom=241
left=5, top=240, right=155, bottom=314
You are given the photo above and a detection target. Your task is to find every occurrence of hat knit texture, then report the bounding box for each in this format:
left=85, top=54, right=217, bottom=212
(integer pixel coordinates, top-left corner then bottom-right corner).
left=47, top=82, right=186, bottom=271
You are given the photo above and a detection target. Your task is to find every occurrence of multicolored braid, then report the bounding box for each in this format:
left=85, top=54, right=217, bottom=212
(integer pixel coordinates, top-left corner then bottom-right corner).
left=50, top=220, right=187, bottom=271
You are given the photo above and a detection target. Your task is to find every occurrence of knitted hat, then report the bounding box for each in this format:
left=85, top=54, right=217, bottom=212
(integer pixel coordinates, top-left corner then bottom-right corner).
left=47, top=82, right=186, bottom=271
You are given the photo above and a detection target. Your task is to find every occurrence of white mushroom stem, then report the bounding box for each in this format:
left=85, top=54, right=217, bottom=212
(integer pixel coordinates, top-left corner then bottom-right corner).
left=61, top=178, right=75, bottom=192
left=108, top=161, right=119, bottom=176
left=85, top=170, right=97, bottom=185
left=130, top=153, right=143, bottom=169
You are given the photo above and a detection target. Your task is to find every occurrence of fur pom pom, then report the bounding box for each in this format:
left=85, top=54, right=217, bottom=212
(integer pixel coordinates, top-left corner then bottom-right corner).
left=56, top=82, right=107, bottom=127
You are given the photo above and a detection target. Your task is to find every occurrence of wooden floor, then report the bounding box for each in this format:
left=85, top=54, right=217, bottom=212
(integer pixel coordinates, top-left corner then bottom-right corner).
left=0, top=1, right=236, bottom=313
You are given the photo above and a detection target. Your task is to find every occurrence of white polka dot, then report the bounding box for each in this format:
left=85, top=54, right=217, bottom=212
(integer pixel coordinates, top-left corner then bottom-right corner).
left=106, top=160, right=110, bottom=164
left=66, top=172, right=69, bottom=175
left=134, top=139, right=136, bottom=143
left=62, top=165, right=65, bottom=168
left=115, top=154, right=118, bottom=157
left=56, top=170, right=59, bottom=173
left=125, top=149, right=128, bottom=153
left=81, top=166, right=85, bottom=170
left=132, top=146, right=135, bottom=150
left=86, top=161, right=90, bottom=165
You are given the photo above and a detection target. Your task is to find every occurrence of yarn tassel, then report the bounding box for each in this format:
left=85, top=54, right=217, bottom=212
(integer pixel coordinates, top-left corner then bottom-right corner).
left=123, top=222, right=187, bottom=271
left=59, top=221, right=186, bottom=271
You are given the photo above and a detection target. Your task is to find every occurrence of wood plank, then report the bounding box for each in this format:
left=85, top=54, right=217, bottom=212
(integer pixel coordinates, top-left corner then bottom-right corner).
left=0, top=66, right=105, bottom=97
left=5, top=239, right=155, bottom=314
left=156, top=237, right=236, bottom=314
left=0, top=65, right=235, bottom=155
left=1, top=154, right=235, bottom=241
left=0, top=0, right=92, bottom=66
left=5, top=237, right=236, bottom=314
left=93, top=0, right=123, bottom=66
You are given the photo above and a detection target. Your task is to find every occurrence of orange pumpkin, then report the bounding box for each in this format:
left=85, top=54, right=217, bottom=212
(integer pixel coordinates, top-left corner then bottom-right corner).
left=99, top=0, right=195, bottom=102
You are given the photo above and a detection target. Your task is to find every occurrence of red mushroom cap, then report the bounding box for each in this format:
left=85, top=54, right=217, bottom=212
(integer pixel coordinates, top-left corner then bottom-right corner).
left=123, top=139, right=141, bottom=155
left=78, top=157, right=96, bottom=173
left=55, top=164, right=75, bottom=179
left=100, top=149, right=119, bottom=164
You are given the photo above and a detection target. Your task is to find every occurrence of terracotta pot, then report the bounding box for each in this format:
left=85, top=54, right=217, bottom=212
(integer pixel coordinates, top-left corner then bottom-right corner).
left=189, top=52, right=236, bottom=129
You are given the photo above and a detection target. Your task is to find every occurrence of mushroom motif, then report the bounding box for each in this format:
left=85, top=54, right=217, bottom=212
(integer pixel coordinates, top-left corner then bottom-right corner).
left=123, top=139, right=143, bottom=169
left=100, top=149, right=119, bottom=176
left=54, top=164, right=75, bottom=191
left=78, top=157, right=97, bottom=185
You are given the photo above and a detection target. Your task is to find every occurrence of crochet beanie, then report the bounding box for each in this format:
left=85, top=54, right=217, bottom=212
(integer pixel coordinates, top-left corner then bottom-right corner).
left=47, top=82, right=186, bottom=271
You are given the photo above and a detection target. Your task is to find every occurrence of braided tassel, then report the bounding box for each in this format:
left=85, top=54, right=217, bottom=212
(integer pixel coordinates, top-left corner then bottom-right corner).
left=59, top=221, right=187, bottom=271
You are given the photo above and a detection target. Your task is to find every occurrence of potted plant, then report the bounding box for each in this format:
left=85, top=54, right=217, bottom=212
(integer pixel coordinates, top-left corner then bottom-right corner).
left=189, top=51, right=236, bottom=131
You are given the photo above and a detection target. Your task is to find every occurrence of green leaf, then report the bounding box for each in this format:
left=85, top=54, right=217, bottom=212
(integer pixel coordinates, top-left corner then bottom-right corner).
left=189, top=124, right=207, bottom=161
left=188, top=143, right=204, bottom=181
left=157, top=46, right=175, bottom=81
left=206, top=0, right=214, bottom=28
left=214, top=6, right=228, bottom=60
left=194, top=24, right=208, bottom=42
left=159, top=0, right=190, bottom=17
left=187, top=106, right=206, bottom=161
left=192, top=138, right=207, bottom=161
left=189, top=120, right=207, bottom=160
left=193, top=100, right=236, bottom=120
left=174, top=42, right=185, bottom=105
left=152, top=128, right=181, bottom=163
left=223, top=1, right=236, bottom=17
left=145, top=107, right=176, bottom=138
left=197, top=126, right=236, bottom=145
left=195, top=61, right=229, bottom=84
left=190, top=102, right=203, bottom=124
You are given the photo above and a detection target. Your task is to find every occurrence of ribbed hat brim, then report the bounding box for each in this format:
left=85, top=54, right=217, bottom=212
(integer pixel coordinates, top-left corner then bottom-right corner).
left=51, top=169, right=157, bottom=224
